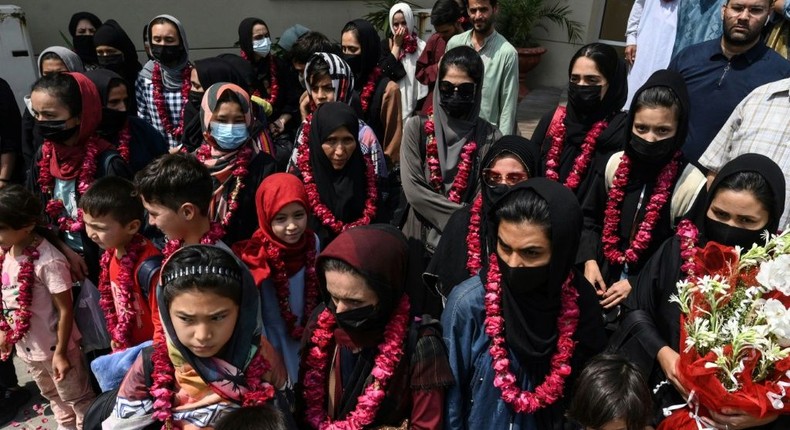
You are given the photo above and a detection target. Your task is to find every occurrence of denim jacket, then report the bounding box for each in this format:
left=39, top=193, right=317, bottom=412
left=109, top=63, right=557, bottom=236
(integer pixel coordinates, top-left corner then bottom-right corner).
left=442, top=276, right=538, bottom=430
left=442, top=273, right=606, bottom=430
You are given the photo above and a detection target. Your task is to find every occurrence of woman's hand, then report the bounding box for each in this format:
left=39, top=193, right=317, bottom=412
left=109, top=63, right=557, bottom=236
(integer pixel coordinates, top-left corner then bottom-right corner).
left=702, top=409, right=778, bottom=430
left=392, top=27, right=406, bottom=48
left=625, top=44, right=637, bottom=65
left=52, top=351, right=72, bottom=382
left=601, top=279, right=632, bottom=309
left=0, top=330, right=9, bottom=356
left=657, top=346, right=688, bottom=400
left=584, top=260, right=606, bottom=295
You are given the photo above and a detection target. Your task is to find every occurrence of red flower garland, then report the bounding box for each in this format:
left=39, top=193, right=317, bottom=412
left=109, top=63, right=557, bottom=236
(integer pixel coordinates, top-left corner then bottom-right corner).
left=196, top=143, right=254, bottom=228
left=162, top=222, right=225, bottom=260
left=0, top=237, right=41, bottom=361
left=116, top=123, right=131, bottom=163
left=151, top=62, right=192, bottom=140
left=676, top=219, right=699, bottom=278
left=262, top=233, right=319, bottom=339
left=38, top=137, right=101, bottom=233
left=97, top=234, right=147, bottom=351
left=424, top=112, right=478, bottom=204
left=466, top=194, right=483, bottom=275
left=149, top=328, right=275, bottom=427
left=602, top=151, right=682, bottom=266
left=545, top=107, right=607, bottom=191
left=360, top=67, right=383, bottom=115
left=484, top=253, right=579, bottom=413
left=240, top=50, right=279, bottom=104
left=303, top=295, right=411, bottom=429
left=397, top=33, right=418, bottom=61
left=296, top=120, right=378, bottom=234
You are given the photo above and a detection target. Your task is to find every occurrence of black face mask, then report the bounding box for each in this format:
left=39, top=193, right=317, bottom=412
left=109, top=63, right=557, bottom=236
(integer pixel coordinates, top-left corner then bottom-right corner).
left=35, top=119, right=79, bottom=142
left=499, top=261, right=551, bottom=295
left=629, top=133, right=676, bottom=163
left=568, top=83, right=603, bottom=113
left=98, top=108, right=128, bottom=135
left=97, top=53, right=125, bottom=67
left=329, top=302, right=387, bottom=332
left=73, top=35, right=96, bottom=61
left=704, top=217, right=767, bottom=249
left=188, top=90, right=204, bottom=108
left=343, top=54, right=362, bottom=77
left=151, top=44, right=185, bottom=68
left=439, top=91, right=476, bottom=118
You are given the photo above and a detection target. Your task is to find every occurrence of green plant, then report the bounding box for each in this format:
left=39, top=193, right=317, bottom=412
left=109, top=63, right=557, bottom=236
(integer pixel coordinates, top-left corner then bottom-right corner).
left=363, top=0, right=420, bottom=35
left=495, top=0, right=584, bottom=47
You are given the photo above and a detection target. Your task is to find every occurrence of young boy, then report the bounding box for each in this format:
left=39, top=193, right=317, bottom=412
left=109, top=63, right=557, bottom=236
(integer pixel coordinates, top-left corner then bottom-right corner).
left=133, top=153, right=228, bottom=341
left=80, top=176, right=161, bottom=350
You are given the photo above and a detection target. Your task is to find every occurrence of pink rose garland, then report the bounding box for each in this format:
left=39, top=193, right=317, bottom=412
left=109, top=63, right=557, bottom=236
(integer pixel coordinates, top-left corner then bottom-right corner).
left=97, top=234, right=147, bottom=351
left=466, top=194, right=484, bottom=275
left=151, top=62, right=191, bottom=140
left=676, top=219, right=699, bottom=278
left=38, top=136, right=102, bottom=233
left=602, top=151, right=681, bottom=266
left=545, top=107, right=607, bottom=191
left=424, top=112, right=478, bottom=204
left=303, top=295, right=410, bottom=429
left=195, top=142, right=254, bottom=228
left=162, top=221, right=225, bottom=259
left=484, top=253, right=579, bottom=413
left=0, top=237, right=41, bottom=361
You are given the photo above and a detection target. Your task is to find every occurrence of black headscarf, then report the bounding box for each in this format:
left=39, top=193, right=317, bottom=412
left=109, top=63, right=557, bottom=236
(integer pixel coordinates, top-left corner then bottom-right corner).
left=93, top=20, right=142, bottom=84
left=485, top=178, right=603, bottom=428
left=181, top=57, right=250, bottom=151
left=69, top=12, right=101, bottom=65
left=308, top=102, right=366, bottom=224
left=238, top=17, right=267, bottom=60
left=703, top=154, right=786, bottom=236
left=343, top=19, right=381, bottom=91
left=565, top=43, right=627, bottom=147
left=216, top=54, right=257, bottom=94
left=624, top=69, right=690, bottom=174
left=425, top=135, right=541, bottom=294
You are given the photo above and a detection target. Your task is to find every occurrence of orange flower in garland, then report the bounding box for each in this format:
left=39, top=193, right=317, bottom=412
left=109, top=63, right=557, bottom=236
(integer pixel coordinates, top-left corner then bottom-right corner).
left=0, top=237, right=41, bottom=361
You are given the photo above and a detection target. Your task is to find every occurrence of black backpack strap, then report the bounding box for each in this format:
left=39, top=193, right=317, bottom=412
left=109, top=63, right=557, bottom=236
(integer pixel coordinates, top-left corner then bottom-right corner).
left=136, top=255, right=163, bottom=302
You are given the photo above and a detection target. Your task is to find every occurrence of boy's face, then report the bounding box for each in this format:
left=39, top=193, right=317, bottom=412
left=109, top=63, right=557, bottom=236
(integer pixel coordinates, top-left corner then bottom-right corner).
left=141, top=197, right=188, bottom=240
left=83, top=212, right=140, bottom=251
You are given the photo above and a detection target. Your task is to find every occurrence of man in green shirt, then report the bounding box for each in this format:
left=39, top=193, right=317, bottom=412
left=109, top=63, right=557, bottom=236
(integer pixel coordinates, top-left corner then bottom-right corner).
left=446, top=0, right=518, bottom=134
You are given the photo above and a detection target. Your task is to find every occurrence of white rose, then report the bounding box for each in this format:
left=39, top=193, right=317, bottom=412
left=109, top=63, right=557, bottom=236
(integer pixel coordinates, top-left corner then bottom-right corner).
left=756, top=255, right=790, bottom=296
left=762, top=298, right=790, bottom=347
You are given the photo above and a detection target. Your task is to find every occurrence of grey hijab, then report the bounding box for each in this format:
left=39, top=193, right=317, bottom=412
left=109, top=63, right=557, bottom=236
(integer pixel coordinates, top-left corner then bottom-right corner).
left=432, top=69, right=483, bottom=188
left=139, top=14, right=190, bottom=90
left=37, top=46, right=85, bottom=73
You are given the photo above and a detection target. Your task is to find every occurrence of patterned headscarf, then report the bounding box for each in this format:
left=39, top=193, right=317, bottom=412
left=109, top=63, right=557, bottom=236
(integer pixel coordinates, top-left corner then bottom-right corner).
left=199, top=82, right=253, bottom=134
left=304, top=52, right=355, bottom=105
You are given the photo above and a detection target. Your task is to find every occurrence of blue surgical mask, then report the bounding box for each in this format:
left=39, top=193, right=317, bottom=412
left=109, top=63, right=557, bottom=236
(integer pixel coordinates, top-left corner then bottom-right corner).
left=252, top=37, right=271, bottom=56
left=210, top=122, right=249, bottom=150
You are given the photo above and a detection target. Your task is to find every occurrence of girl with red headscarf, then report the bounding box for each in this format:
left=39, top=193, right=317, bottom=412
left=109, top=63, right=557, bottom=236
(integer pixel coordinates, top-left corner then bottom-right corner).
left=233, top=173, right=320, bottom=382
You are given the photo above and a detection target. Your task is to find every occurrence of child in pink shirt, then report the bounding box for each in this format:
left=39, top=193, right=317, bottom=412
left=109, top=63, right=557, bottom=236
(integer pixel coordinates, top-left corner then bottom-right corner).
left=0, top=186, right=95, bottom=430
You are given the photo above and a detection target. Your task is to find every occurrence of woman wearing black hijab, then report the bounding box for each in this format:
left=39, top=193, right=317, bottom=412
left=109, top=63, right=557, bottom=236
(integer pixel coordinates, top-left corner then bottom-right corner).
left=531, top=43, right=628, bottom=200
left=579, top=70, right=706, bottom=313
left=180, top=57, right=251, bottom=152
left=294, top=102, right=378, bottom=247
left=424, top=135, right=540, bottom=301
left=341, top=19, right=403, bottom=163
left=69, top=12, right=101, bottom=69
left=93, top=19, right=142, bottom=113
left=619, top=153, right=787, bottom=429
left=238, top=18, right=300, bottom=140
left=84, top=69, right=167, bottom=174
left=442, top=179, right=606, bottom=429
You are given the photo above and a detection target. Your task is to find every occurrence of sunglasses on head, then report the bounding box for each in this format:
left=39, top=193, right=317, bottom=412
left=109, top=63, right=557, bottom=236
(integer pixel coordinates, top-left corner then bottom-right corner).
left=439, top=81, right=476, bottom=100
left=482, top=168, right=528, bottom=187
